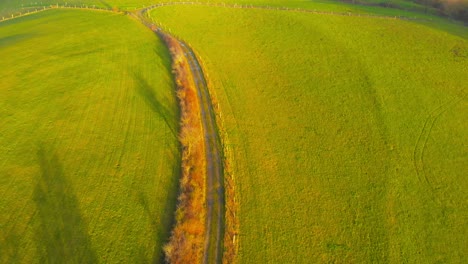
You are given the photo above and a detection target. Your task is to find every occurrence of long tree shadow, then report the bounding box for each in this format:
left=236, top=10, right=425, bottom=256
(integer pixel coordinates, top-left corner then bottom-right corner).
left=136, top=147, right=180, bottom=264
left=0, top=33, right=36, bottom=48
left=133, top=73, right=178, bottom=138
left=133, top=36, right=180, bottom=263
left=33, top=145, right=97, bottom=264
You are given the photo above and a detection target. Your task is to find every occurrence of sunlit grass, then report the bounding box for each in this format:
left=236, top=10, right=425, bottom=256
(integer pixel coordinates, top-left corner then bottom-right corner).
left=0, top=9, right=179, bottom=263
left=151, top=5, right=468, bottom=263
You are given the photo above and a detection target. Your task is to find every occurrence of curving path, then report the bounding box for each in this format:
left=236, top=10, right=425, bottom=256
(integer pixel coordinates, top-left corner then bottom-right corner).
left=135, top=7, right=225, bottom=264
left=178, top=41, right=225, bottom=264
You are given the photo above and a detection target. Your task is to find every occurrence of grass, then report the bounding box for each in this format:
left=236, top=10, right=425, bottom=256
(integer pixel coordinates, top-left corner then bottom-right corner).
left=0, top=9, right=180, bottom=263
left=1, top=1, right=466, bottom=263
left=151, top=5, right=468, bottom=263
left=2, top=0, right=466, bottom=38
left=0, top=0, right=104, bottom=17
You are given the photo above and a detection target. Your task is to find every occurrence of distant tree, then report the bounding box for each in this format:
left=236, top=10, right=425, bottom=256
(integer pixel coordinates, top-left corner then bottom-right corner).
left=443, top=0, right=468, bottom=23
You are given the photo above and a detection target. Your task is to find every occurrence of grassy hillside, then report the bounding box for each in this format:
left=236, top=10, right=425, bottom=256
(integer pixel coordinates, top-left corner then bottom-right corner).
left=151, top=5, right=468, bottom=263
left=2, top=0, right=466, bottom=37
left=0, top=9, right=179, bottom=263
left=0, top=0, right=100, bottom=16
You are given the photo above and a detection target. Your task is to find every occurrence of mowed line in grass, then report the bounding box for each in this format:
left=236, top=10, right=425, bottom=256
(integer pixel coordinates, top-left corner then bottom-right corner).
left=151, top=5, right=468, bottom=263
left=0, top=9, right=179, bottom=263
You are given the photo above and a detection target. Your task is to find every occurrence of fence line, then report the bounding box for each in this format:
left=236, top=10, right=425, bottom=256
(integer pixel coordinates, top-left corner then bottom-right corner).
left=1, top=1, right=428, bottom=24
left=136, top=1, right=426, bottom=56
left=0, top=4, right=114, bottom=23
left=143, top=2, right=426, bottom=22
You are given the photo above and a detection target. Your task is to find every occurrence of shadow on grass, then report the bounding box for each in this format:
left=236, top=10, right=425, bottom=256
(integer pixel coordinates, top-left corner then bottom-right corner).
left=33, top=145, right=97, bottom=264
left=0, top=228, right=21, bottom=263
left=136, top=147, right=180, bottom=264
left=0, top=33, right=35, bottom=48
left=133, top=37, right=180, bottom=263
left=98, top=0, right=112, bottom=9
left=134, top=73, right=178, bottom=138
left=60, top=47, right=107, bottom=59
left=153, top=46, right=173, bottom=71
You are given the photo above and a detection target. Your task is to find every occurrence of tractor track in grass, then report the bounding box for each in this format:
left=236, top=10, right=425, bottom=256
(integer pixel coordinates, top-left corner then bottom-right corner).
left=412, top=91, right=466, bottom=205
left=134, top=7, right=225, bottom=264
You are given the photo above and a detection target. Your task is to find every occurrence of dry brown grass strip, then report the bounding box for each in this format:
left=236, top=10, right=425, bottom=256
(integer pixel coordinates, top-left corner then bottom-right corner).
left=161, top=34, right=207, bottom=264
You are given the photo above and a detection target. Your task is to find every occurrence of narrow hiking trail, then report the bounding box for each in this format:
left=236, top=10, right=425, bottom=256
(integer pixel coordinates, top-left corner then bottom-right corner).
left=135, top=7, right=225, bottom=264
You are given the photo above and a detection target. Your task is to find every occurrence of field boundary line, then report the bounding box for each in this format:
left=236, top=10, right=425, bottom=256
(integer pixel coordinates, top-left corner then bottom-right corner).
left=143, top=1, right=431, bottom=22
left=0, top=5, right=115, bottom=23
left=0, top=1, right=432, bottom=24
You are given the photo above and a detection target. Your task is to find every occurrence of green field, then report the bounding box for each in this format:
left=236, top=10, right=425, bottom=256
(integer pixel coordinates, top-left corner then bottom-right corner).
left=1, top=0, right=466, bottom=36
left=151, top=5, right=468, bottom=263
left=0, top=9, right=179, bottom=263
left=1, top=0, right=467, bottom=263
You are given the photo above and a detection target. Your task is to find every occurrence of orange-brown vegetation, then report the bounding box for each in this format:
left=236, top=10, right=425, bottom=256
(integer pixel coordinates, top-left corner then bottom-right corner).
left=161, top=34, right=206, bottom=264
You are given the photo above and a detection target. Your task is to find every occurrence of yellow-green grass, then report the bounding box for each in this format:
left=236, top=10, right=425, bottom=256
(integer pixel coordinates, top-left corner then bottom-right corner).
left=2, top=0, right=466, bottom=39
left=151, top=5, right=468, bottom=263
left=0, top=0, right=104, bottom=17
left=0, top=9, right=179, bottom=263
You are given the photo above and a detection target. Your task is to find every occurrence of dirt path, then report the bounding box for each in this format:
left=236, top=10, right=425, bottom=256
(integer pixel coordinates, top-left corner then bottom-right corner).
left=134, top=8, right=225, bottom=264
left=178, top=41, right=225, bottom=264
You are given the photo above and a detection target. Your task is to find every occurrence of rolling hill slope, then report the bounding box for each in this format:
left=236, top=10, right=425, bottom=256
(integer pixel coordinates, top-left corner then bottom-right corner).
left=151, top=5, right=468, bottom=263
left=0, top=9, right=179, bottom=263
